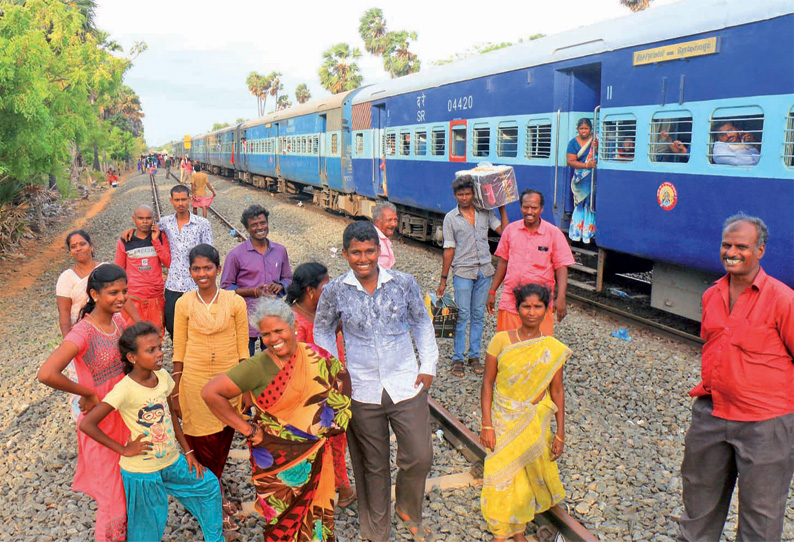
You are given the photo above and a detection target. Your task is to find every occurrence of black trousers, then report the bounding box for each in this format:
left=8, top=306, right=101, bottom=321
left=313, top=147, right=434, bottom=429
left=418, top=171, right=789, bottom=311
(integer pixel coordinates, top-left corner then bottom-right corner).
left=163, top=289, right=184, bottom=339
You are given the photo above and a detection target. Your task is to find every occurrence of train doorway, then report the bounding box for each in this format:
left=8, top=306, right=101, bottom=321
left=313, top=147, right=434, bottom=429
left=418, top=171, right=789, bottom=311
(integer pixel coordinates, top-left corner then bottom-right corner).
left=274, top=122, right=281, bottom=177
left=372, top=104, right=386, bottom=196
left=318, top=114, right=328, bottom=182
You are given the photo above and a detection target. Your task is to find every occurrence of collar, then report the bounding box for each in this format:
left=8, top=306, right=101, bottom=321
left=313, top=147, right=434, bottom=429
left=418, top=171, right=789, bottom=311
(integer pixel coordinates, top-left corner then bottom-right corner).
left=163, top=212, right=200, bottom=225
left=244, top=238, right=273, bottom=253
left=715, top=266, right=767, bottom=293
left=453, top=205, right=480, bottom=218
left=374, top=226, right=388, bottom=241
left=342, top=266, right=394, bottom=292
left=517, top=217, right=548, bottom=235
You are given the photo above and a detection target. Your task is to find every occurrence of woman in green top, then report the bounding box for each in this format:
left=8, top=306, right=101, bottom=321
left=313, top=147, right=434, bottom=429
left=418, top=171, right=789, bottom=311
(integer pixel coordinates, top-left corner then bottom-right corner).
left=202, top=298, right=351, bottom=542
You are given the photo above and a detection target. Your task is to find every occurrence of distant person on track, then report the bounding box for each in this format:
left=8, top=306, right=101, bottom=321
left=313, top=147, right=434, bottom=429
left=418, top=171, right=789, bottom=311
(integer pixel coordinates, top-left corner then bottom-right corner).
left=566, top=117, right=597, bottom=243
left=486, top=189, right=574, bottom=337
left=148, top=163, right=157, bottom=185
left=220, top=204, right=292, bottom=356
left=711, top=120, right=760, bottom=166
left=179, top=156, right=188, bottom=184
left=114, top=204, right=171, bottom=336
left=372, top=201, right=398, bottom=270
left=38, top=264, right=132, bottom=542
left=190, top=163, right=217, bottom=219
left=79, top=321, right=224, bottom=542
left=137, top=157, right=143, bottom=174
left=164, top=155, right=174, bottom=180
left=314, top=221, right=438, bottom=542
left=285, top=262, right=356, bottom=508
left=678, top=214, right=794, bottom=542
left=480, top=283, right=570, bottom=542
left=171, top=244, right=249, bottom=532
left=437, top=176, right=508, bottom=377
left=202, top=298, right=352, bottom=541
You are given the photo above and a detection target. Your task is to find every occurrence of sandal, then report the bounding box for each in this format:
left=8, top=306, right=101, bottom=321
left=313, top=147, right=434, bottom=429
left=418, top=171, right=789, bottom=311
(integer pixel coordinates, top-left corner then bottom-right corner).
left=468, top=358, right=484, bottom=375
left=222, top=500, right=239, bottom=516
left=337, top=486, right=357, bottom=508
left=395, top=506, right=435, bottom=542
left=536, top=525, right=566, bottom=542
left=451, top=361, right=465, bottom=377
left=222, top=515, right=239, bottom=532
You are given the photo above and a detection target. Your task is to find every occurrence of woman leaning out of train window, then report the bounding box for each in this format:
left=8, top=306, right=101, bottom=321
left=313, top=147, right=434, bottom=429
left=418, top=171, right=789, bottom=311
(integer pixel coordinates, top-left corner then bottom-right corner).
left=566, top=118, right=597, bottom=244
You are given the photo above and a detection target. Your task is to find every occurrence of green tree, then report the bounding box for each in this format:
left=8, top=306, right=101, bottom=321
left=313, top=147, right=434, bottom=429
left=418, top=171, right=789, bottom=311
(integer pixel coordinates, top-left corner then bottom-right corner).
left=211, top=122, right=231, bottom=131
left=358, top=8, right=388, bottom=57
left=319, top=43, right=363, bottom=94
left=620, top=0, right=651, bottom=11
left=268, top=71, right=283, bottom=111
left=432, top=34, right=545, bottom=66
left=276, top=95, right=292, bottom=110
left=294, top=84, right=311, bottom=104
left=382, top=30, right=420, bottom=78
left=246, top=71, right=272, bottom=116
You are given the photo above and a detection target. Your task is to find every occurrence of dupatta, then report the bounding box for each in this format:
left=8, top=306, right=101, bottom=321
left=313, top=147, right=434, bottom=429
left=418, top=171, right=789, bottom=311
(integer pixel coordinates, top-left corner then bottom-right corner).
left=571, top=137, right=595, bottom=206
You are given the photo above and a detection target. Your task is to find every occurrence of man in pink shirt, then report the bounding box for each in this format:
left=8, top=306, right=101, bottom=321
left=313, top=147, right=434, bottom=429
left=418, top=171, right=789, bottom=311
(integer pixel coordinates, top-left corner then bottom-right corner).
left=486, top=189, right=574, bottom=336
left=372, top=201, right=398, bottom=270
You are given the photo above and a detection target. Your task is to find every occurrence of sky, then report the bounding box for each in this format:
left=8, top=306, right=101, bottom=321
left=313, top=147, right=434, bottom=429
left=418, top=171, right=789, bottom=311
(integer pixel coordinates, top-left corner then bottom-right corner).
left=95, top=0, right=678, bottom=147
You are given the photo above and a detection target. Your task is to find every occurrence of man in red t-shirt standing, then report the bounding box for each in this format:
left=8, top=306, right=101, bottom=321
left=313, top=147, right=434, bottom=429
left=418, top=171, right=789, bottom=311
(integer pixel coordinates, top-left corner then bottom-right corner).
left=678, top=214, right=794, bottom=542
left=114, top=204, right=171, bottom=335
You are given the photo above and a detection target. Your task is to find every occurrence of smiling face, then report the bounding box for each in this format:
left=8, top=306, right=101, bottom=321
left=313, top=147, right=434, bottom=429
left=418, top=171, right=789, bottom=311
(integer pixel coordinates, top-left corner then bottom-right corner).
left=68, top=234, right=93, bottom=264
left=258, top=315, right=297, bottom=360
left=343, top=239, right=380, bottom=281
left=91, top=278, right=128, bottom=315
left=520, top=193, right=543, bottom=229
left=245, top=213, right=269, bottom=242
left=517, top=293, right=548, bottom=330
left=374, top=208, right=398, bottom=237
left=189, top=255, right=219, bottom=290
left=721, top=221, right=764, bottom=280
left=129, top=333, right=164, bottom=372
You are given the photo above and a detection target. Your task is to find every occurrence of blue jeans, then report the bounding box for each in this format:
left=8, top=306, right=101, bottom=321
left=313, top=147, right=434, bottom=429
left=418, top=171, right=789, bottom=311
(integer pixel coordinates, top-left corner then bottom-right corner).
left=452, top=271, right=491, bottom=362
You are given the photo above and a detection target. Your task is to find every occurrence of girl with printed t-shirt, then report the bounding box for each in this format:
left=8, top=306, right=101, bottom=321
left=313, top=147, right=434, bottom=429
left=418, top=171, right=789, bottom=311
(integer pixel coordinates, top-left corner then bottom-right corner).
left=80, top=321, right=223, bottom=542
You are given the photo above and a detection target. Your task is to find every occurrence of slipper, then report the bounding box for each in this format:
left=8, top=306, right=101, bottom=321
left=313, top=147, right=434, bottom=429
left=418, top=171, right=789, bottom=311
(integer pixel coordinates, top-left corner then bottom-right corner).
left=451, top=361, right=465, bottom=377
left=222, top=500, right=239, bottom=516
left=395, top=506, right=435, bottom=542
left=468, top=358, right=484, bottom=375
left=222, top=515, right=239, bottom=532
left=337, top=486, right=357, bottom=508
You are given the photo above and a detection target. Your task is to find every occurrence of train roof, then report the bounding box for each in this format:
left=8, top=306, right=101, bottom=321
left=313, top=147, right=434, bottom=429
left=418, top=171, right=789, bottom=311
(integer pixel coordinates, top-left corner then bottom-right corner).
left=352, top=0, right=793, bottom=104
left=241, top=88, right=361, bottom=130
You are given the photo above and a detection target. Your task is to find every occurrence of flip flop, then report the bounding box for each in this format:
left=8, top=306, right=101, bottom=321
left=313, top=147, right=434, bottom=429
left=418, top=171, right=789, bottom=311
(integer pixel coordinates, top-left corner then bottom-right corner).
left=395, top=507, right=435, bottom=542
left=451, top=361, right=465, bottom=377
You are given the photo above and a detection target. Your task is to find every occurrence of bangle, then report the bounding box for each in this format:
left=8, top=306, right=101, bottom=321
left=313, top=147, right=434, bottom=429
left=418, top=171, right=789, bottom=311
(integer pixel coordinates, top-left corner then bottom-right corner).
left=482, top=425, right=494, bottom=430
left=254, top=288, right=260, bottom=298
left=441, top=275, right=448, bottom=280
left=171, top=371, right=182, bottom=377
left=185, top=449, right=194, bottom=456
left=554, top=434, right=565, bottom=443
left=488, top=290, right=496, bottom=295
left=171, top=393, right=179, bottom=398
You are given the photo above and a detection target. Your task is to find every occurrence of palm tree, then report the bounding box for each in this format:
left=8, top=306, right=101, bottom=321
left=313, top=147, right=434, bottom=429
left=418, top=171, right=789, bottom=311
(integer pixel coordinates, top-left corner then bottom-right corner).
left=358, top=8, right=389, bottom=57
left=276, top=95, right=292, bottom=111
left=268, top=71, right=283, bottom=111
left=382, top=30, right=421, bottom=78
left=295, top=84, right=311, bottom=104
left=319, top=43, right=363, bottom=95
left=246, top=72, right=272, bottom=116
left=620, top=0, right=651, bottom=11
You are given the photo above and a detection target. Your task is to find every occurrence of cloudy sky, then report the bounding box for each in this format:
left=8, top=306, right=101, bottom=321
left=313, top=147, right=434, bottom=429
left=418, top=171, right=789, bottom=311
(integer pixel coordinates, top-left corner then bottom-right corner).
left=95, top=0, right=677, bottom=147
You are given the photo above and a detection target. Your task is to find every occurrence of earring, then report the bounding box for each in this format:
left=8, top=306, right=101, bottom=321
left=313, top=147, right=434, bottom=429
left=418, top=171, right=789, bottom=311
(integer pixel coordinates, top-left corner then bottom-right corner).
left=310, top=293, right=315, bottom=300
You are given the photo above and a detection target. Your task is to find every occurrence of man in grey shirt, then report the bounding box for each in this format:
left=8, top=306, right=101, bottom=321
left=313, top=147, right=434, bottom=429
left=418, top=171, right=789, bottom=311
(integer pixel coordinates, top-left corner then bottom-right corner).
left=437, top=176, right=507, bottom=377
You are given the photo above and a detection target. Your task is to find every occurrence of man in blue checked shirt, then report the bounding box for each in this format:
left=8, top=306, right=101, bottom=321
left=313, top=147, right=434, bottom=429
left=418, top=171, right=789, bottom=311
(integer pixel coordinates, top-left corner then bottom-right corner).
left=315, top=221, right=438, bottom=542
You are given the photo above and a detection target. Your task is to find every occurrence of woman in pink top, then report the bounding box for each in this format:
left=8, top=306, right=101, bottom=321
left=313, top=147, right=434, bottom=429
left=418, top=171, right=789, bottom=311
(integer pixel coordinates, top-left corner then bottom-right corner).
left=39, top=265, right=131, bottom=542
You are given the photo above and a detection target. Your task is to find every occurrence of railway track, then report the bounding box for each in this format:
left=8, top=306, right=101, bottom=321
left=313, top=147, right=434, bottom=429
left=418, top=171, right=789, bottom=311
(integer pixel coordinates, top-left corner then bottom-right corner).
left=149, top=171, right=601, bottom=541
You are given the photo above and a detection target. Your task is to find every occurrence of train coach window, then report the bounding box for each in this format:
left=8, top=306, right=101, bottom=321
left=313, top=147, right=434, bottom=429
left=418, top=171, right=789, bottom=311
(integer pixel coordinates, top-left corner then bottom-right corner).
left=355, top=133, right=364, bottom=156
left=650, top=112, right=692, bottom=163
left=431, top=127, right=446, bottom=156
left=415, top=130, right=427, bottom=156
left=400, top=131, right=411, bottom=156
left=525, top=120, right=552, bottom=159
left=497, top=123, right=518, bottom=158
left=600, top=116, right=637, bottom=162
left=708, top=107, right=764, bottom=166
left=472, top=124, right=490, bottom=157
left=312, top=135, right=319, bottom=154
left=783, top=107, right=794, bottom=167
left=385, top=132, right=396, bottom=156
left=451, top=125, right=467, bottom=158
left=331, top=134, right=339, bottom=155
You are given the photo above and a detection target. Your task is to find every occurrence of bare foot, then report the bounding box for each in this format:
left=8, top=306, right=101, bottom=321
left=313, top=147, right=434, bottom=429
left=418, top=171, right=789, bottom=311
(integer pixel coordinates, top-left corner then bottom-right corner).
left=513, top=534, right=529, bottom=542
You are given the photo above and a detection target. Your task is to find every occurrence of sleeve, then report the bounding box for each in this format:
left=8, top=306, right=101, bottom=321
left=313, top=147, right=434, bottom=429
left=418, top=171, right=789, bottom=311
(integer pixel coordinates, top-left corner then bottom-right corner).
left=488, top=210, right=501, bottom=231
left=102, top=379, right=127, bottom=411
left=712, top=143, right=759, bottom=166
left=494, top=225, right=511, bottom=261
left=233, top=296, right=250, bottom=359
left=163, top=370, right=175, bottom=396
left=566, top=138, right=578, bottom=155
left=314, top=285, right=341, bottom=358
left=114, top=239, right=127, bottom=269
left=279, top=249, right=293, bottom=289
left=220, top=250, right=239, bottom=290
left=153, top=232, right=171, bottom=268
left=55, top=270, right=73, bottom=298
left=294, top=316, right=309, bottom=343
left=406, top=278, right=439, bottom=376
left=442, top=215, right=456, bottom=249
left=486, top=332, right=507, bottom=357
left=172, top=297, right=189, bottom=361
left=551, top=229, right=576, bottom=269
left=226, top=355, right=276, bottom=394
left=65, top=324, right=89, bottom=355
left=202, top=220, right=214, bottom=245
left=778, top=292, right=794, bottom=360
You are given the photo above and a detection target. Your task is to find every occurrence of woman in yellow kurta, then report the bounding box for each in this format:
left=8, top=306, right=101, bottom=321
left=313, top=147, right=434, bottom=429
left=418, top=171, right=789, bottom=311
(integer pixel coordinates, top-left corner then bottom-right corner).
left=171, top=243, right=248, bottom=531
left=480, top=283, right=571, bottom=541
left=190, top=163, right=217, bottom=218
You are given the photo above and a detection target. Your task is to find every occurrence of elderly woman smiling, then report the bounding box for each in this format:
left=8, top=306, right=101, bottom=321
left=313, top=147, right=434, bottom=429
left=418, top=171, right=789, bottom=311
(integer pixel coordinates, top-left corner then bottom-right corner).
left=202, top=298, right=351, bottom=542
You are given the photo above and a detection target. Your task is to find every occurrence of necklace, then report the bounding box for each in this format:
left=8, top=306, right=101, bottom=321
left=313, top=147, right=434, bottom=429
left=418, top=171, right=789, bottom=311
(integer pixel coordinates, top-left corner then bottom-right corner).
left=197, top=288, right=220, bottom=311
left=87, top=314, right=119, bottom=337
left=460, top=206, right=475, bottom=222
left=295, top=301, right=315, bottom=318
left=516, top=327, right=542, bottom=342
left=73, top=261, right=95, bottom=278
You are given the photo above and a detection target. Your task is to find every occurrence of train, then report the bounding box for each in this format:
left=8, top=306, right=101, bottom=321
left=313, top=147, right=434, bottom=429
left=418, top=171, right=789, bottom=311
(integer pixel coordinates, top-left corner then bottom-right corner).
left=173, top=0, right=794, bottom=321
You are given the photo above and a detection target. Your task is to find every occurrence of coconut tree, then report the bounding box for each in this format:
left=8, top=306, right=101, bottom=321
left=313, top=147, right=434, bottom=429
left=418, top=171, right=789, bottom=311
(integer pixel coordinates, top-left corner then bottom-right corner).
left=268, top=71, right=283, bottom=111
left=620, top=0, right=651, bottom=11
left=276, top=95, right=292, bottom=111
left=295, top=84, right=311, bottom=104
left=382, top=30, right=421, bottom=78
left=318, top=43, right=363, bottom=95
left=358, top=8, right=389, bottom=57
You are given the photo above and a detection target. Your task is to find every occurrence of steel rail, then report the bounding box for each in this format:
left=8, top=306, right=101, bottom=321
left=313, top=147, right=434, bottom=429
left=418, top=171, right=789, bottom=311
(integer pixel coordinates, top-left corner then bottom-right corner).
left=149, top=173, right=163, bottom=222
left=566, top=291, right=704, bottom=347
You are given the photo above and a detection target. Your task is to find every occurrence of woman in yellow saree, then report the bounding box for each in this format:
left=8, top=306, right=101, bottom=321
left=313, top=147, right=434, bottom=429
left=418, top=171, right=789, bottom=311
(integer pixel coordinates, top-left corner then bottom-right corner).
left=480, top=283, right=571, bottom=541
left=202, top=298, right=351, bottom=541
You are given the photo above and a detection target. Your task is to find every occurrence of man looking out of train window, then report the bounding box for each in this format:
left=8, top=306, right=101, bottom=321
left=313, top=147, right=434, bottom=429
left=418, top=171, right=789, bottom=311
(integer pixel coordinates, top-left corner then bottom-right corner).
left=372, top=202, right=398, bottom=270
left=678, top=214, right=794, bottom=542
left=438, top=177, right=508, bottom=377
left=711, top=121, right=760, bottom=166
left=486, top=189, right=574, bottom=336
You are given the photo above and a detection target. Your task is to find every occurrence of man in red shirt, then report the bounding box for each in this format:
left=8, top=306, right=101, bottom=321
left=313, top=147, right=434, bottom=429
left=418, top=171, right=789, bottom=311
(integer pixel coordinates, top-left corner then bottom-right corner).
left=678, top=214, right=794, bottom=542
left=114, top=204, right=171, bottom=335
left=486, top=189, right=574, bottom=336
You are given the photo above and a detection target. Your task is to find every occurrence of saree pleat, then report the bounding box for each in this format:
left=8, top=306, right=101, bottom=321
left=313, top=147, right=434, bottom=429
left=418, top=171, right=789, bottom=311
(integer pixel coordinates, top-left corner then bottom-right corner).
left=481, top=336, right=572, bottom=538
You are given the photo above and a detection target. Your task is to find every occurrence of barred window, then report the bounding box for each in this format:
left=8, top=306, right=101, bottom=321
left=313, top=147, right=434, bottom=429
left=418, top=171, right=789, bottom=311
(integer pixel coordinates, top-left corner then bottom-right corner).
left=312, top=135, right=319, bottom=154
left=525, top=120, right=552, bottom=159
left=400, top=130, right=411, bottom=156
left=385, top=132, right=396, bottom=156
left=600, top=116, right=637, bottom=162
left=785, top=107, right=794, bottom=167
left=431, top=127, right=446, bottom=156
left=355, top=133, right=364, bottom=156
left=709, top=107, right=764, bottom=166
left=415, top=130, right=427, bottom=156
left=650, top=112, right=692, bottom=163
left=497, top=123, right=518, bottom=158
left=451, top=126, right=467, bottom=158
left=472, top=124, right=490, bottom=157
left=331, top=134, right=339, bottom=155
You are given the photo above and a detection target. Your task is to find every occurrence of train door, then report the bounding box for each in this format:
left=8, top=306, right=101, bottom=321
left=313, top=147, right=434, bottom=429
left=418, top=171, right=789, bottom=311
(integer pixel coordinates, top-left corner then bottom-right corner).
left=318, top=114, right=328, bottom=182
left=372, top=104, right=386, bottom=195
left=553, top=63, right=601, bottom=229
left=274, top=123, right=281, bottom=177
left=241, top=127, right=248, bottom=171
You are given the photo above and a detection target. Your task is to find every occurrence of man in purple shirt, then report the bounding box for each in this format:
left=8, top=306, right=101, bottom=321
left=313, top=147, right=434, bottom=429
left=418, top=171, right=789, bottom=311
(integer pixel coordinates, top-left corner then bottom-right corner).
left=220, top=204, right=292, bottom=355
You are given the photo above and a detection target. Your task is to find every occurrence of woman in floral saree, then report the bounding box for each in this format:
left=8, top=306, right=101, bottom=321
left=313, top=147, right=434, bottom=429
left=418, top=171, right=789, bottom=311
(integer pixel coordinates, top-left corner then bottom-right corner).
left=202, top=298, right=351, bottom=542
left=479, top=283, right=571, bottom=541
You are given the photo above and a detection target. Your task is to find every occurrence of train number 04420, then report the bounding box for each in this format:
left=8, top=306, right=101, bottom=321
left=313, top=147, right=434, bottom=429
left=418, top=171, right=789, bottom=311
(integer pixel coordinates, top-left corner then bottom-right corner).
left=447, top=96, right=473, bottom=112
